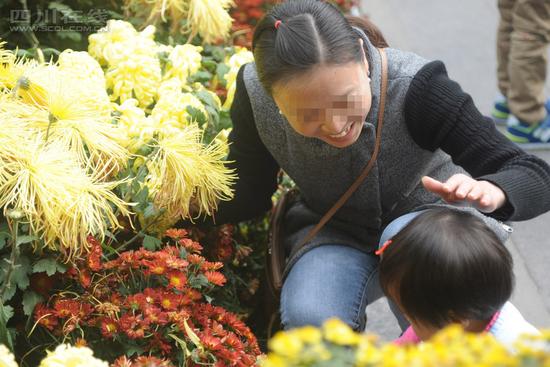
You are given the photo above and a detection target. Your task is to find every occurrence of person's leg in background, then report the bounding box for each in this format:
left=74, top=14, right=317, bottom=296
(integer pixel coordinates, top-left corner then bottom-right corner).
left=492, top=0, right=515, bottom=124
left=504, top=0, right=550, bottom=143
left=280, top=244, right=380, bottom=331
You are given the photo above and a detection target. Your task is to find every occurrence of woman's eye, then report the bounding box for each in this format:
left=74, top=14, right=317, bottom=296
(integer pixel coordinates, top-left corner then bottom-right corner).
left=303, top=109, right=321, bottom=122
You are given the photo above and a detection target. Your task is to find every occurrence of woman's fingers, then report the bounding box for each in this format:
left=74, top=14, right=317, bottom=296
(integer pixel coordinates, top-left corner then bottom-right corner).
left=421, top=176, right=445, bottom=195
left=422, top=176, right=507, bottom=213
left=454, top=179, right=475, bottom=200
left=467, top=184, right=484, bottom=202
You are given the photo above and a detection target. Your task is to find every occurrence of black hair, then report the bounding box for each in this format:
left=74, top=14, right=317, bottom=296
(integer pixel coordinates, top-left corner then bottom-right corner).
left=379, top=208, right=514, bottom=328
left=252, top=0, right=388, bottom=95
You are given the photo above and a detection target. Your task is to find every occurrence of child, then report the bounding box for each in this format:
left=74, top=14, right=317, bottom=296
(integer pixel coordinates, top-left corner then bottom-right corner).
left=378, top=208, right=539, bottom=348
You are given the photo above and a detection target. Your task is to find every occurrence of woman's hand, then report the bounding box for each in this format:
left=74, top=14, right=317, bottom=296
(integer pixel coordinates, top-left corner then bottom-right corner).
left=421, top=174, right=507, bottom=213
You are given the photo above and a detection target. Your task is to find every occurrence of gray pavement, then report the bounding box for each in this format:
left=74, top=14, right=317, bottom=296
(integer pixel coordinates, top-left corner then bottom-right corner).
left=359, top=0, right=550, bottom=339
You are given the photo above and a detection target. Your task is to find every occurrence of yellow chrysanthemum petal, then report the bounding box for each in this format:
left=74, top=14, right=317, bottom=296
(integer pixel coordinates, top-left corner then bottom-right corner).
left=185, top=0, right=234, bottom=44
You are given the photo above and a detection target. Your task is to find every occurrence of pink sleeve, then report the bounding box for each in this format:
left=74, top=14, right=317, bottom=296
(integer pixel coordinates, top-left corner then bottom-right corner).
left=394, top=326, right=421, bottom=345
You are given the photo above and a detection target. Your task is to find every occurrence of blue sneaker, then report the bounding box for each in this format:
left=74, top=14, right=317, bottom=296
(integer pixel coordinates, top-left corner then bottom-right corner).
left=491, top=95, right=550, bottom=125
left=491, top=95, right=510, bottom=125
left=506, top=114, right=550, bottom=143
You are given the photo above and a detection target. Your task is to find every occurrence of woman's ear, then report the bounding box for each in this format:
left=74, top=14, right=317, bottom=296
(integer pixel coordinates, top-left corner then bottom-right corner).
left=358, top=38, right=370, bottom=78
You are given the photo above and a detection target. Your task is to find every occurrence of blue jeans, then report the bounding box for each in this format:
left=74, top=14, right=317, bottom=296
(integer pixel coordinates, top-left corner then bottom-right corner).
left=280, top=211, right=423, bottom=331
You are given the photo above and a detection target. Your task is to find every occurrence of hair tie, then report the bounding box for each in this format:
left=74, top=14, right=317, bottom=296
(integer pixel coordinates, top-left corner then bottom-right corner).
left=274, top=20, right=282, bottom=29
left=375, top=239, right=393, bottom=256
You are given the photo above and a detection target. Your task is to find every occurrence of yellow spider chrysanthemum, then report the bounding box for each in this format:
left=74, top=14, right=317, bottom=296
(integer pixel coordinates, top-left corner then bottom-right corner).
left=39, top=344, right=108, bottom=367
left=146, top=124, right=235, bottom=226
left=18, top=71, right=129, bottom=176
left=163, top=44, right=203, bottom=83
left=0, top=139, right=131, bottom=259
left=223, top=47, right=254, bottom=109
left=185, top=0, right=234, bottom=44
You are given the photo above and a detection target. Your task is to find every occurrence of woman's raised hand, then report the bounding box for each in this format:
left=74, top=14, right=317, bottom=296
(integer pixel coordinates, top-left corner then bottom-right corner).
left=421, top=174, right=507, bottom=213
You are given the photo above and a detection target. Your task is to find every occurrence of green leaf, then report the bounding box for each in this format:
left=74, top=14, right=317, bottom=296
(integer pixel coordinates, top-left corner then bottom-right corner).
left=16, top=235, right=38, bottom=246
left=216, top=63, right=230, bottom=85
left=0, top=303, right=14, bottom=350
left=190, top=70, right=212, bottom=83
left=189, top=274, right=209, bottom=289
left=142, top=235, right=161, bottom=251
left=196, top=90, right=219, bottom=109
left=33, top=258, right=66, bottom=276
left=124, top=343, right=145, bottom=357
left=202, top=59, right=217, bottom=71
left=22, top=291, right=43, bottom=316
left=143, top=203, right=157, bottom=219
left=211, top=47, right=226, bottom=62
left=186, top=106, right=207, bottom=124
left=12, top=255, right=31, bottom=291
left=56, top=31, right=82, bottom=42
left=0, top=226, right=9, bottom=250
left=1, top=285, right=15, bottom=302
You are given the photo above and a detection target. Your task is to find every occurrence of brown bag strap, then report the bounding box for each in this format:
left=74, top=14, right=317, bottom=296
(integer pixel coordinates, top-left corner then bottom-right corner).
left=297, top=47, right=389, bottom=248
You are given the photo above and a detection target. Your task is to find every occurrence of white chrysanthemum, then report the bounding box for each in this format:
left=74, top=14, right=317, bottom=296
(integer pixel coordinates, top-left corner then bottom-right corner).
left=39, top=344, right=108, bottom=367
left=0, top=345, right=18, bottom=367
left=163, top=44, right=203, bottom=83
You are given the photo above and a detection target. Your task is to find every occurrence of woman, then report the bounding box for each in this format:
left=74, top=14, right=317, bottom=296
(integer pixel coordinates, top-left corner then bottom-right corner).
left=208, top=0, right=550, bottom=331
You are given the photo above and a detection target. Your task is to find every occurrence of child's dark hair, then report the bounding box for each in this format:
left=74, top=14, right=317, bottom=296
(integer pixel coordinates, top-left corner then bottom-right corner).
left=252, top=0, right=388, bottom=95
left=379, top=208, right=514, bottom=328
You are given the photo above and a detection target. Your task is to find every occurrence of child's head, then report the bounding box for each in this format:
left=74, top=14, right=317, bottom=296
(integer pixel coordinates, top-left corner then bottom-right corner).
left=379, top=208, right=514, bottom=340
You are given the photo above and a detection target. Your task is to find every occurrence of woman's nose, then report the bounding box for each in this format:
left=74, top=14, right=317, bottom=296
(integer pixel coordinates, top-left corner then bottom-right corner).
left=321, top=115, right=348, bottom=135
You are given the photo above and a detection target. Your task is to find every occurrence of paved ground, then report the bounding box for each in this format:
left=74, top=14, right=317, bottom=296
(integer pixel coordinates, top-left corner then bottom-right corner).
left=358, top=0, right=550, bottom=340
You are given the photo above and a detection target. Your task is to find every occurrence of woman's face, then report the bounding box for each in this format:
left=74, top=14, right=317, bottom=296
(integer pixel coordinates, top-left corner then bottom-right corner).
left=272, top=49, right=372, bottom=148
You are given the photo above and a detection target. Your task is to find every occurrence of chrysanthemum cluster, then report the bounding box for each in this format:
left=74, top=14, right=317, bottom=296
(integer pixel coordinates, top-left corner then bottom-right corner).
left=261, top=318, right=550, bottom=367
left=33, top=230, right=261, bottom=366
left=0, top=18, right=240, bottom=255
left=88, top=21, right=236, bottom=227
left=0, top=40, right=131, bottom=258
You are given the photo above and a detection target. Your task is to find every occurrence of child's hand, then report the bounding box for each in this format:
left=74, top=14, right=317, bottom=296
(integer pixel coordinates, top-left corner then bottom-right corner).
left=421, top=175, right=507, bottom=213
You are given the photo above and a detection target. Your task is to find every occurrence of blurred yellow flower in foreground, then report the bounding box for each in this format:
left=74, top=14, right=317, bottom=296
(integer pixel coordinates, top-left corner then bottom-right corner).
left=39, top=344, right=108, bottom=367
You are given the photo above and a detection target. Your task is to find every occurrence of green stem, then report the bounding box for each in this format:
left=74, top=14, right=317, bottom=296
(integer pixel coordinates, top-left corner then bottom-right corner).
left=116, top=210, right=166, bottom=253
left=44, top=113, right=56, bottom=143
left=19, top=0, right=40, bottom=49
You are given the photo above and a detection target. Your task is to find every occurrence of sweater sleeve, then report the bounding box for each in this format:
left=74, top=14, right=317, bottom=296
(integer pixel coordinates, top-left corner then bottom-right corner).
left=208, top=64, right=280, bottom=224
left=404, top=60, right=550, bottom=221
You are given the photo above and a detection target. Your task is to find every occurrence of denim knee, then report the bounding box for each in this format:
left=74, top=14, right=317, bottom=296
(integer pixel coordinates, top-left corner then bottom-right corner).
left=280, top=244, right=378, bottom=331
